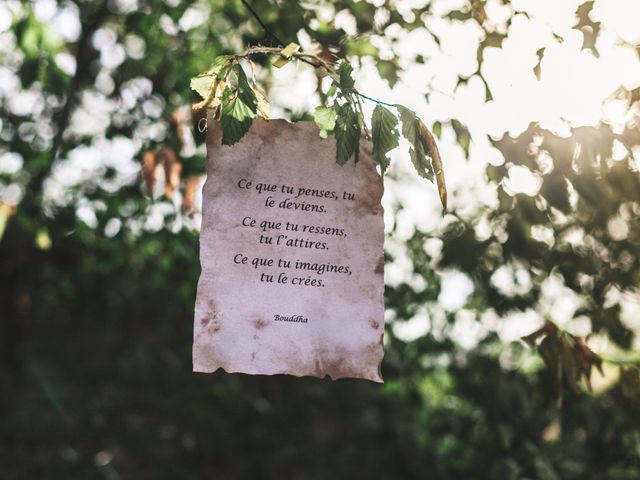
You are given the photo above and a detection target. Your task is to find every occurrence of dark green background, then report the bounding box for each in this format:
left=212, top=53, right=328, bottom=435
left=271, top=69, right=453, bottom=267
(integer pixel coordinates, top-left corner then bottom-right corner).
left=2, top=1, right=639, bottom=478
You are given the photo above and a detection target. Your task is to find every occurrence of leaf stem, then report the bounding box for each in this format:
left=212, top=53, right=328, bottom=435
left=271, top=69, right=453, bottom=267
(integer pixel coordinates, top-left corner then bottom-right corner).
left=354, top=92, right=397, bottom=108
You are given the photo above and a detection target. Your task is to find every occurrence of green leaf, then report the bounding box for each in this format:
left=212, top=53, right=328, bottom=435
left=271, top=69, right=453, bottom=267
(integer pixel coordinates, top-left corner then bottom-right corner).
left=371, top=105, right=399, bottom=173
left=232, top=64, right=257, bottom=113
left=220, top=87, right=254, bottom=145
left=338, top=61, right=355, bottom=91
left=219, top=66, right=257, bottom=146
left=397, top=105, right=433, bottom=181
left=334, top=103, right=360, bottom=165
left=313, top=106, right=337, bottom=139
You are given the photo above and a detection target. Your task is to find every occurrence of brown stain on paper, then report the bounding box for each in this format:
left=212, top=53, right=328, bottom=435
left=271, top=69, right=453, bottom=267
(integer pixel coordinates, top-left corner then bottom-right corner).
left=201, top=300, right=221, bottom=334
left=252, top=318, right=269, bottom=330
left=374, top=255, right=385, bottom=276
left=309, top=348, right=351, bottom=381
left=303, top=343, right=383, bottom=381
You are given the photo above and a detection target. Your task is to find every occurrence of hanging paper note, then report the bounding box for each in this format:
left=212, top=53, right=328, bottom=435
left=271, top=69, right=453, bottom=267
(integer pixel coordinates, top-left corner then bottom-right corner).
left=193, top=118, right=384, bottom=381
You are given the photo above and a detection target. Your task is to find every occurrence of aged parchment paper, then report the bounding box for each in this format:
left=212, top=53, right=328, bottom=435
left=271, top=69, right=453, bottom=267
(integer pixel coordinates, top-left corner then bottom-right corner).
left=193, top=118, right=384, bottom=382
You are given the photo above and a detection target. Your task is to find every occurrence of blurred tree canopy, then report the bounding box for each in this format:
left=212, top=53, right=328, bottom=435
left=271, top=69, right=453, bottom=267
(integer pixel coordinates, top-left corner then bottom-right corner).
left=1, top=0, right=640, bottom=478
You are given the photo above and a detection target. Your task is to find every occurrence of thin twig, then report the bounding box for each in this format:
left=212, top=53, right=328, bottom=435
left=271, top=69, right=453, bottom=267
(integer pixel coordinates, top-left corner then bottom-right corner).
left=241, top=0, right=286, bottom=46
left=240, top=2, right=322, bottom=70
left=239, top=3, right=401, bottom=111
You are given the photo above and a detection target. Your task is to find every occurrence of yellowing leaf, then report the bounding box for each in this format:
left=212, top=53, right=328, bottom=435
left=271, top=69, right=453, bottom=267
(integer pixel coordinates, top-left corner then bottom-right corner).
left=252, top=84, right=270, bottom=119
left=190, top=76, right=214, bottom=99
left=191, top=76, right=226, bottom=111
left=192, top=57, right=233, bottom=111
left=313, top=105, right=337, bottom=138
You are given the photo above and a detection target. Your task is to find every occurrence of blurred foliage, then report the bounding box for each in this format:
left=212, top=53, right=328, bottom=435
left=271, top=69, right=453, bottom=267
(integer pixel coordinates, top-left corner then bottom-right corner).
left=1, top=0, right=640, bottom=478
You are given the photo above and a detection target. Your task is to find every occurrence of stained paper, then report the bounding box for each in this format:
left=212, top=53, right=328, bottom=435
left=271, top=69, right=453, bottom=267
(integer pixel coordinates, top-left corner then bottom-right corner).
left=193, top=118, right=384, bottom=381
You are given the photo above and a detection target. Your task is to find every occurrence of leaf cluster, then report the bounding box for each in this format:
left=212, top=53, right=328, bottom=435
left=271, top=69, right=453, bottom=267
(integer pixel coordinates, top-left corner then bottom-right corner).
left=523, top=322, right=604, bottom=394
left=191, top=56, right=268, bottom=146
left=191, top=56, right=447, bottom=209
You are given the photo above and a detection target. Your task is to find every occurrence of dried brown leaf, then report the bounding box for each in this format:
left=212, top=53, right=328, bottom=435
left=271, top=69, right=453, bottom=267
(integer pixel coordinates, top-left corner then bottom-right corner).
left=522, top=322, right=557, bottom=347
left=172, top=108, right=187, bottom=147
left=418, top=119, right=447, bottom=210
left=573, top=336, right=603, bottom=390
left=142, top=150, right=159, bottom=195
left=157, top=148, right=182, bottom=200
left=182, top=176, right=201, bottom=214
